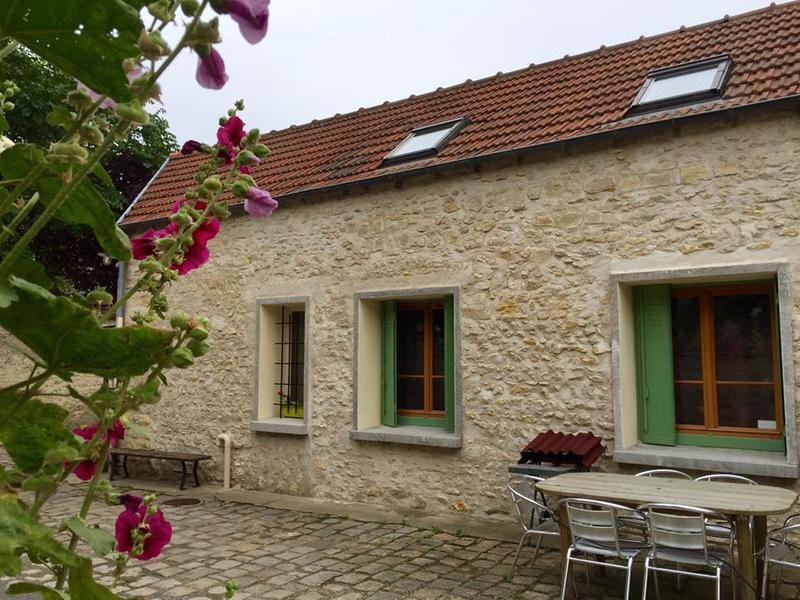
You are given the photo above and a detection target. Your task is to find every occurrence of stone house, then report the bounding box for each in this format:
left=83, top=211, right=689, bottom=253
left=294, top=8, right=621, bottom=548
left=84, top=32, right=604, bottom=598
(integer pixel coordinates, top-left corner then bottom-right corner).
left=119, top=3, right=800, bottom=518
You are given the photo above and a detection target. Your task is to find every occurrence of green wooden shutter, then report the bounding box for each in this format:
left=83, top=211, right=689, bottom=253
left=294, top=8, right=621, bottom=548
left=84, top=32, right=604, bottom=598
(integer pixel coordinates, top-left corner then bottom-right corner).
left=444, top=296, right=455, bottom=433
left=633, top=285, right=676, bottom=446
left=381, top=301, right=397, bottom=427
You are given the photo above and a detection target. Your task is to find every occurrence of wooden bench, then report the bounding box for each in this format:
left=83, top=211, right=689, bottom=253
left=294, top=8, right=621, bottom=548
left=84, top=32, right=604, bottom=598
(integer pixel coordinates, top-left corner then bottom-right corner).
left=109, top=448, right=212, bottom=490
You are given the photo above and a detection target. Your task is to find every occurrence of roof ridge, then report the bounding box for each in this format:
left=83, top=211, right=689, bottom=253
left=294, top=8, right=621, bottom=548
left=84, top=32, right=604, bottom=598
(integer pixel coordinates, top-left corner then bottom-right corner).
left=247, top=0, right=798, bottom=141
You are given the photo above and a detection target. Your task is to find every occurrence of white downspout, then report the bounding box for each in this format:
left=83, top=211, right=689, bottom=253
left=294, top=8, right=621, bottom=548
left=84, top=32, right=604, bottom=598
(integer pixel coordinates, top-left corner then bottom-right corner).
left=216, top=433, right=232, bottom=490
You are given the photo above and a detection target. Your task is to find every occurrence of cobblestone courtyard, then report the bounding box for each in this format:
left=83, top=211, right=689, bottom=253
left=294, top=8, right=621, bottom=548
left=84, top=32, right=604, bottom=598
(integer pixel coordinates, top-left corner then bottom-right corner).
left=2, top=480, right=798, bottom=599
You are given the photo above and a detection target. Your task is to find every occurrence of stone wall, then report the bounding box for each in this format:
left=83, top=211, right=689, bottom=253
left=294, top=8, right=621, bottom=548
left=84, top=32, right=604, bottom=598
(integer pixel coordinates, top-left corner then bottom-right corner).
left=19, top=108, right=800, bottom=519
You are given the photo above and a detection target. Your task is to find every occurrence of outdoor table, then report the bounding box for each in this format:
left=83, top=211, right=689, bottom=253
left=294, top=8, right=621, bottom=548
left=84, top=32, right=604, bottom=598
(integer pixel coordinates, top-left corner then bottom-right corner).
left=537, top=472, right=798, bottom=600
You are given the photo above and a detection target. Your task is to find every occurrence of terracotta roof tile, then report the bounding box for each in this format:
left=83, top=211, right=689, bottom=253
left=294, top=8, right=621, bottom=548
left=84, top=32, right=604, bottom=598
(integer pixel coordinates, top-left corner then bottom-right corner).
left=123, top=2, right=800, bottom=226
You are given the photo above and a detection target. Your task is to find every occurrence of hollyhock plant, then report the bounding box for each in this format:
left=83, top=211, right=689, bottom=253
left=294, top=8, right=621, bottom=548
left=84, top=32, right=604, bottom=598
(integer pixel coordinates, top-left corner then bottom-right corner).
left=219, top=0, right=270, bottom=44
left=195, top=46, right=229, bottom=90
left=71, top=420, right=125, bottom=481
left=216, top=115, right=246, bottom=164
left=115, top=496, right=173, bottom=560
left=181, top=140, right=203, bottom=155
left=244, top=187, right=278, bottom=218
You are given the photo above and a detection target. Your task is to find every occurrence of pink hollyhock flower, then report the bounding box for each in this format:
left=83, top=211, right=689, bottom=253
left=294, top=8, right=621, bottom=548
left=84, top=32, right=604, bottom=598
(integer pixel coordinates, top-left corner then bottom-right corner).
left=216, top=115, right=246, bottom=164
left=71, top=421, right=125, bottom=481
left=131, top=224, right=178, bottom=260
left=221, top=0, right=270, bottom=44
left=195, top=47, right=229, bottom=90
left=243, top=187, right=278, bottom=218
left=115, top=497, right=173, bottom=560
left=181, top=140, right=203, bottom=155
left=118, top=494, right=143, bottom=513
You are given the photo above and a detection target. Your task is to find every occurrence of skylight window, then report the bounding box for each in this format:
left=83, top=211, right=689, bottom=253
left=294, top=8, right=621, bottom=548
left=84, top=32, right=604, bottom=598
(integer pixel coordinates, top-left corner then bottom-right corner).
left=383, top=117, right=467, bottom=166
left=629, top=55, right=732, bottom=115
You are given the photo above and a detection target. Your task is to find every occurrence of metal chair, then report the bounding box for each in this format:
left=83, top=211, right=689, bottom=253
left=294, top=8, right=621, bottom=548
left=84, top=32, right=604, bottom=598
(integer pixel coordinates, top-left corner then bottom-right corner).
left=758, top=514, right=800, bottom=599
left=639, top=503, right=737, bottom=600
left=558, top=498, right=648, bottom=600
left=506, top=475, right=560, bottom=580
left=636, top=469, right=692, bottom=480
left=695, top=473, right=759, bottom=485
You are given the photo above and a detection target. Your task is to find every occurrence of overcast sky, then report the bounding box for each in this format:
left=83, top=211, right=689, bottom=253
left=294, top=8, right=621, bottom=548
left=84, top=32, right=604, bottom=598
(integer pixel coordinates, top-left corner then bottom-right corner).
left=158, top=1, right=788, bottom=144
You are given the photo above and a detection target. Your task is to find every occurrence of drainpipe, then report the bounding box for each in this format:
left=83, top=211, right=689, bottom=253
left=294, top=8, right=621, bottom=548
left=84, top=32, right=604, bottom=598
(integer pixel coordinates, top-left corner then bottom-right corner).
left=115, top=261, right=127, bottom=327
left=216, top=433, right=232, bottom=490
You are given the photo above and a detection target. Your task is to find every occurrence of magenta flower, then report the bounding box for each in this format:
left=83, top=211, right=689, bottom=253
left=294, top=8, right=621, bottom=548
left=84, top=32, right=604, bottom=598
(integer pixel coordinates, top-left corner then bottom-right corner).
left=196, top=47, right=229, bottom=90
left=119, top=494, right=143, bottom=513
left=221, top=0, right=270, bottom=44
left=181, top=140, right=203, bottom=155
left=115, top=497, right=173, bottom=560
left=71, top=421, right=125, bottom=481
left=132, top=199, right=220, bottom=274
left=244, top=187, right=278, bottom=218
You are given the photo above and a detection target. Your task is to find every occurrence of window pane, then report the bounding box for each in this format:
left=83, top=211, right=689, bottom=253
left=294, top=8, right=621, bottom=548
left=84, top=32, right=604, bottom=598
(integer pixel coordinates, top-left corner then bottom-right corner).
left=433, top=378, right=444, bottom=412
left=396, top=309, right=424, bottom=375
left=675, top=382, right=704, bottom=426
left=388, top=125, right=455, bottom=158
left=717, top=384, right=776, bottom=429
left=397, top=377, right=424, bottom=411
left=671, top=297, right=702, bottom=381
left=432, top=308, right=444, bottom=375
left=713, top=293, right=774, bottom=382
left=641, top=66, right=719, bottom=103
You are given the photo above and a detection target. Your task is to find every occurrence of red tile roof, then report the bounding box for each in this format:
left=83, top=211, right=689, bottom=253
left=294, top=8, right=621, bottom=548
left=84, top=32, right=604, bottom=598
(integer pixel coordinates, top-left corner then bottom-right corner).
left=122, top=2, right=800, bottom=226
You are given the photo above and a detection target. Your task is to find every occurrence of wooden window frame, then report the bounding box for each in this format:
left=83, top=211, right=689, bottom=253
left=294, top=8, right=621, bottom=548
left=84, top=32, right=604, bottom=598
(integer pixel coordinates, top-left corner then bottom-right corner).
left=672, top=283, right=783, bottom=440
left=395, top=303, right=445, bottom=418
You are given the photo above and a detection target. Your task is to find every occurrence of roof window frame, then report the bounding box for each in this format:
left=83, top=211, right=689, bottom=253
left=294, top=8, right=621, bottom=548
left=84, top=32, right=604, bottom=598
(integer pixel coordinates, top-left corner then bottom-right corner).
left=382, top=117, right=468, bottom=167
left=627, top=54, right=733, bottom=116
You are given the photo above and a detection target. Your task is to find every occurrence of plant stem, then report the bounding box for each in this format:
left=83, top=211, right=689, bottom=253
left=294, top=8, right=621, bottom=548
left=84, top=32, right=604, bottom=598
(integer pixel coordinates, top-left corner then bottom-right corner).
left=0, top=40, right=19, bottom=62
left=0, top=192, right=38, bottom=246
left=54, top=436, right=113, bottom=590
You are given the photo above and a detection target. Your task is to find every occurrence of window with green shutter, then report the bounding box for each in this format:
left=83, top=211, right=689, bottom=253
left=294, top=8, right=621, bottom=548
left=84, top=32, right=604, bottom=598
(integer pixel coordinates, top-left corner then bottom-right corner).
left=633, top=281, right=784, bottom=452
left=381, top=297, right=455, bottom=432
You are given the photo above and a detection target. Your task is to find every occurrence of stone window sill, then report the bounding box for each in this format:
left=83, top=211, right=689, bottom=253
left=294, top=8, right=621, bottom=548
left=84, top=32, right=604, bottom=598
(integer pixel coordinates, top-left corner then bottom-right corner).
left=614, top=443, right=799, bottom=479
left=250, top=419, right=308, bottom=436
left=349, top=425, right=461, bottom=448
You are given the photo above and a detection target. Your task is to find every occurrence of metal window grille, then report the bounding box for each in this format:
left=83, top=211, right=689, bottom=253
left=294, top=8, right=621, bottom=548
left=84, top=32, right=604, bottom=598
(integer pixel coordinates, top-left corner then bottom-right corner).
left=274, top=307, right=305, bottom=419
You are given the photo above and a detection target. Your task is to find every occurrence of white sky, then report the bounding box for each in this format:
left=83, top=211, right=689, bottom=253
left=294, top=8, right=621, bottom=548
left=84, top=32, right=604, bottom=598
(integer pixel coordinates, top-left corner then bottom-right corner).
left=158, top=0, right=788, bottom=144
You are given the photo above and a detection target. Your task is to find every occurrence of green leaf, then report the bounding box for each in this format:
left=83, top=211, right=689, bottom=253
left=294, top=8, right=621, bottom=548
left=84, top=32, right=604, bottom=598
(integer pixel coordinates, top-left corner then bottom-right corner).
left=0, top=113, right=8, bottom=133
left=0, top=144, right=132, bottom=261
left=0, top=1, right=141, bottom=102
left=91, top=162, right=114, bottom=189
left=0, top=254, right=52, bottom=308
left=68, top=558, right=123, bottom=600
left=0, top=397, right=73, bottom=474
left=0, top=277, right=175, bottom=378
left=0, top=496, right=80, bottom=577
left=124, top=420, right=154, bottom=441
left=63, top=517, right=115, bottom=557
left=7, top=582, right=68, bottom=599
left=45, top=105, right=74, bottom=130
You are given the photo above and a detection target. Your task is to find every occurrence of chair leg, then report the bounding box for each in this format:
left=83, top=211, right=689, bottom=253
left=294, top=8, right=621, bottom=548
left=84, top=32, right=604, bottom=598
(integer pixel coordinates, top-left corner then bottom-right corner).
left=761, top=555, right=770, bottom=600
left=775, top=563, right=783, bottom=599
left=715, top=566, right=721, bottom=600
left=507, top=531, right=529, bottom=581
left=623, top=556, right=633, bottom=600
left=652, top=559, right=661, bottom=600
left=560, top=548, right=573, bottom=600
left=641, top=556, right=650, bottom=600
left=530, top=533, right=543, bottom=568
left=676, top=562, right=681, bottom=591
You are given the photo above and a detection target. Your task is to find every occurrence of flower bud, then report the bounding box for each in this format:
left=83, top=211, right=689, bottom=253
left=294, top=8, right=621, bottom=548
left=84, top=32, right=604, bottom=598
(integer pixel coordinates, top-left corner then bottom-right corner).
left=138, top=257, right=164, bottom=273
left=189, top=18, right=221, bottom=45
left=187, top=339, right=209, bottom=357
left=170, top=310, right=191, bottom=330
left=155, top=236, right=175, bottom=250
left=235, top=150, right=259, bottom=167
left=80, top=124, right=104, bottom=145
left=201, top=176, right=222, bottom=193
left=189, top=327, right=208, bottom=341
left=231, top=179, right=249, bottom=198
left=169, top=210, right=192, bottom=227
left=3, top=101, right=14, bottom=111
left=210, top=203, right=230, bottom=218
left=197, top=316, right=211, bottom=329
left=138, top=31, right=171, bottom=60
left=129, top=74, right=162, bottom=103
left=87, top=288, right=114, bottom=305
left=48, top=141, right=89, bottom=165
left=67, top=89, right=94, bottom=110
left=253, top=143, right=270, bottom=158
left=171, top=347, right=195, bottom=368
left=115, top=99, right=150, bottom=125
left=44, top=445, right=79, bottom=465
left=147, top=0, right=175, bottom=22
left=185, top=189, right=199, bottom=200
left=181, top=0, right=200, bottom=15
left=246, top=128, right=260, bottom=143
left=143, top=494, right=157, bottom=505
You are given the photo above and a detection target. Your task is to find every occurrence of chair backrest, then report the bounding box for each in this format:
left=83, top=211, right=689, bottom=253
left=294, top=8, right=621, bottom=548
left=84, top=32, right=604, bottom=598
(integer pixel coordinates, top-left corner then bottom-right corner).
left=639, top=503, right=728, bottom=564
left=695, top=473, right=758, bottom=485
left=635, top=468, right=691, bottom=480
left=560, top=498, right=633, bottom=557
left=507, top=475, right=550, bottom=532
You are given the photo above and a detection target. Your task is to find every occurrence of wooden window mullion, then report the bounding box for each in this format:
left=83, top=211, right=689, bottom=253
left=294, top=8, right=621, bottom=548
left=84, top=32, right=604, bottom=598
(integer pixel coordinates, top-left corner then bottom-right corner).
left=700, top=291, right=718, bottom=430
left=424, top=305, right=432, bottom=414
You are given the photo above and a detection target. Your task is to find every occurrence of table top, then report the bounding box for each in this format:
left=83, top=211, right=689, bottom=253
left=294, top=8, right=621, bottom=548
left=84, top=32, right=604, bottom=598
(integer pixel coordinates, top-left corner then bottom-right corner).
left=537, top=472, right=797, bottom=516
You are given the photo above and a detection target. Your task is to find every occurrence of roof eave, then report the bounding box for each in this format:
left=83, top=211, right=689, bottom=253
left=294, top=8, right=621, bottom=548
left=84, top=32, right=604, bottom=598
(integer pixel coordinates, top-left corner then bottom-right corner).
left=120, top=94, right=800, bottom=231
